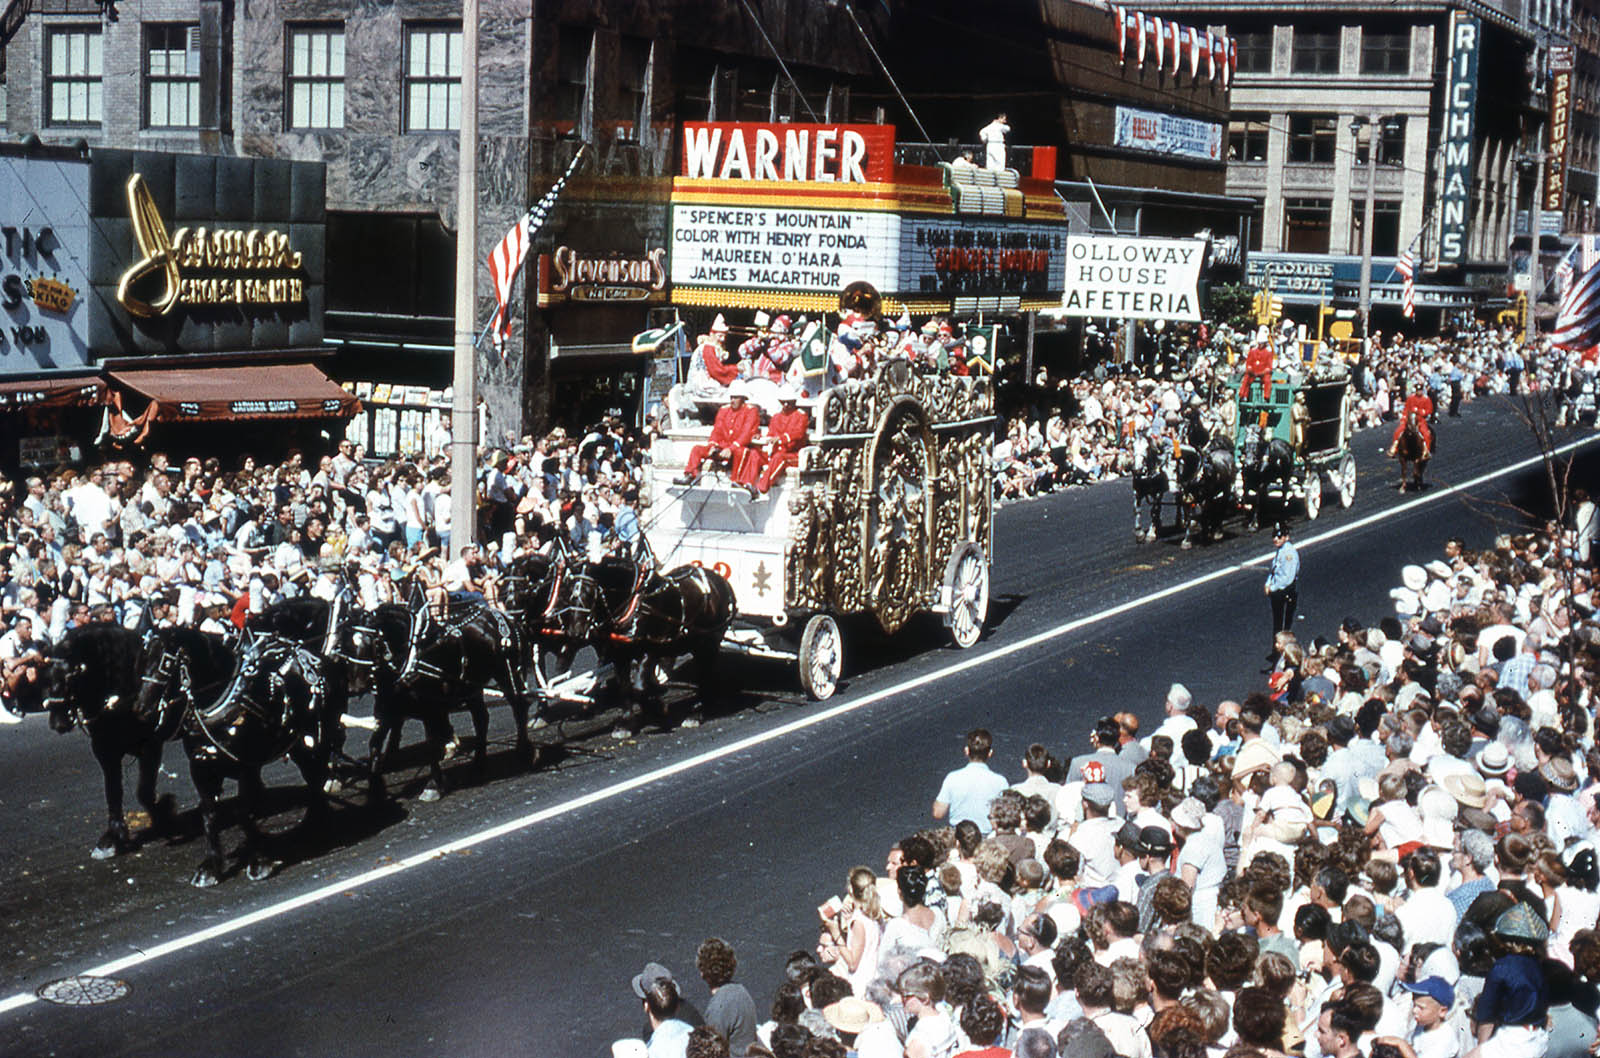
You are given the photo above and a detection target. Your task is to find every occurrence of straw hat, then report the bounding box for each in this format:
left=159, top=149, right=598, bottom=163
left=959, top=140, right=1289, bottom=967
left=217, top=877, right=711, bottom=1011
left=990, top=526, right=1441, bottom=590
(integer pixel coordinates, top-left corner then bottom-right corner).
left=1401, top=565, right=1428, bottom=592
left=823, top=997, right=885, bottom=1034
left=1442, top=773, right=1488, bottom=809
left=1232, top=741, right=1281, bottom=779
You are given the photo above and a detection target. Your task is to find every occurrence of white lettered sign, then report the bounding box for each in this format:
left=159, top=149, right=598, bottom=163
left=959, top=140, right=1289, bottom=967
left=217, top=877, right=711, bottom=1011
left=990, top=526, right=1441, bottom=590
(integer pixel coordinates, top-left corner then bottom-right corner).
left=670, top=205, right=899, bottom=293
left=1058, top=235, right=1205, bottom=321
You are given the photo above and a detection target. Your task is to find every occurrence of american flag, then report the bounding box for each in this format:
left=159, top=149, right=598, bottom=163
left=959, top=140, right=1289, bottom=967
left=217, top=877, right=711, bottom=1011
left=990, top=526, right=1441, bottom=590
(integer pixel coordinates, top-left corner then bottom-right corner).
left=486, top=147, right=586, bottom=354
left=1396, top=252, right=1416, bottom=319
left=1555, top=242, right=1579, bottom=295
left=1552, top=255, right=1600, bottom=350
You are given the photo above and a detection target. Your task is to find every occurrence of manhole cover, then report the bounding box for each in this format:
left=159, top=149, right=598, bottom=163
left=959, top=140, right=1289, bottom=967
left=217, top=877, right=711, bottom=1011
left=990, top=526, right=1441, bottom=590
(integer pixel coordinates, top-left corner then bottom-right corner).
left=35, top=976, right=130, bottom=1006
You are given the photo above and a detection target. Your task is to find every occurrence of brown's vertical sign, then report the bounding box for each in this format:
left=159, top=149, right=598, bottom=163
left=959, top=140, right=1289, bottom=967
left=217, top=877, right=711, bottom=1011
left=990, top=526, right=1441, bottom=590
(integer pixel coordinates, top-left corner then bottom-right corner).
left=1547, top=46, right=1574, bottom=216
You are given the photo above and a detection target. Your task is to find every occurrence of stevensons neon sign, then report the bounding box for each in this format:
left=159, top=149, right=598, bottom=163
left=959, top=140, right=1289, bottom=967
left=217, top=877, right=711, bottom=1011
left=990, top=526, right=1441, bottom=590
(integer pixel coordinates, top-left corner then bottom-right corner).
left=115, top=174, right=306, bottom=318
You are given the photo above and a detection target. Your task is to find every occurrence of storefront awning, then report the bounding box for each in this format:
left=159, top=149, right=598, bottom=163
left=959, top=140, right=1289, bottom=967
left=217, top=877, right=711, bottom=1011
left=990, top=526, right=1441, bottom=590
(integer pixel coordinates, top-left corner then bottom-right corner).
left=107, top=363, right=361, bottom=423
left=0, top=376, right=106, bottom=410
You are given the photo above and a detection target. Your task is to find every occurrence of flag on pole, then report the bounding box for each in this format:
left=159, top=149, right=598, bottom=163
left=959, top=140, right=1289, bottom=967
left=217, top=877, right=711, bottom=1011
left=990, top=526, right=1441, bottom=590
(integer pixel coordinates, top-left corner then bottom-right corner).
left=1553, top=258, right=1600, bottom=350
left=1396, top=251, right=1416, bottom=319
left=486, top=147, right=586, bottom=355
left=1152, top=17, right=1165, bottom=69
left=1115, top=5, right=1126, bottom=64
left=1555, top=242, right=1579, bottom=295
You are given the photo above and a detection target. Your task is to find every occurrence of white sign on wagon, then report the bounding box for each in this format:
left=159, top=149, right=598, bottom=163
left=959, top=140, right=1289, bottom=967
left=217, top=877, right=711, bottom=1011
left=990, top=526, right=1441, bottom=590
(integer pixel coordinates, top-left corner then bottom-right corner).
left=670, top=204, right=899, bottom=293
left=1058, top=235, right=1206, bottom=321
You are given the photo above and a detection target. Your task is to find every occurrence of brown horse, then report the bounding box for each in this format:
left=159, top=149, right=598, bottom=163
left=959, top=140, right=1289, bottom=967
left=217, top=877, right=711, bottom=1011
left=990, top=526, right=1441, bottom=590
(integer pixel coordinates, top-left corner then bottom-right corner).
left=1391, top=412, right=1431, bottom=492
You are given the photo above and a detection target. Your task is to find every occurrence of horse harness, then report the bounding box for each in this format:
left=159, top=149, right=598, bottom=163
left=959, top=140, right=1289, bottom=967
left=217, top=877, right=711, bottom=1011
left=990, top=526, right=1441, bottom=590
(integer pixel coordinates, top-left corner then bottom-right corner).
left=190, top=636, right=327, bottom=764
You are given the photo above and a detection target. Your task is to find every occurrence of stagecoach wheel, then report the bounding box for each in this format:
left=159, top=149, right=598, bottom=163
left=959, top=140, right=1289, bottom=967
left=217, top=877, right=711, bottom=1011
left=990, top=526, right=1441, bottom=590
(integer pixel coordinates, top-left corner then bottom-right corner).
left=1337, top=453, right=1357, bottom=508
left=943, top=544, right=989, bottom=650
left=798, top=614, right=843, bottom=701
left=1303, top=468, right=1323, bottom=520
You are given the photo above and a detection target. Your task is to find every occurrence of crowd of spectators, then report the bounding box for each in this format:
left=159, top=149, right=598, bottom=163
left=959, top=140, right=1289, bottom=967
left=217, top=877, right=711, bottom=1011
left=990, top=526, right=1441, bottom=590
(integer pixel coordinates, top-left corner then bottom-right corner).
left=0, top=418, right=658, bottom=706
left=991, top=326, right=1543, bottom=505
left=616, top=521, right=1600, bottom=1058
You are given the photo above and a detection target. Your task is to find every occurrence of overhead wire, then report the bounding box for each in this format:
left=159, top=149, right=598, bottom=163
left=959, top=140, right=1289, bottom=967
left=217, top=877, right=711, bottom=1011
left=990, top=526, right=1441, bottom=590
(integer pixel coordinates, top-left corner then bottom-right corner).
left=734, top=0, right=821, bottom=122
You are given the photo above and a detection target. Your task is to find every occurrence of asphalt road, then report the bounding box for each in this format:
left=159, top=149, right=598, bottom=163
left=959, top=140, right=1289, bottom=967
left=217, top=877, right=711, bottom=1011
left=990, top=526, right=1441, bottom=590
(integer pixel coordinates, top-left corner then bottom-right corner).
left=2, top=395, right=1597, bottom=1058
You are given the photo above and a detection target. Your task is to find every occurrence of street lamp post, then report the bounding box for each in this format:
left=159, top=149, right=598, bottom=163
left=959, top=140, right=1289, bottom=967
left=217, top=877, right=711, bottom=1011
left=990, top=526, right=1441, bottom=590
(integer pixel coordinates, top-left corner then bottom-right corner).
left=1355, top=114, right=1383, bottom=344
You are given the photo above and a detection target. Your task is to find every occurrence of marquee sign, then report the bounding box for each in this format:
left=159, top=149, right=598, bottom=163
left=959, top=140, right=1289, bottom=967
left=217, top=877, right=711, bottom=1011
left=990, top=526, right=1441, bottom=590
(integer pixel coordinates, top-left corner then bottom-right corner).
left=1439, top=12, right=1479, bottom=264
left=670, top=205, right=899, bottom=291
left=902, top=218, right=1063, bottom=299
left=680, top=122, right=896, bottom=184
left=1058, top=235, right=1205, bottom=320
left=116, top=174, right=306, bottom=318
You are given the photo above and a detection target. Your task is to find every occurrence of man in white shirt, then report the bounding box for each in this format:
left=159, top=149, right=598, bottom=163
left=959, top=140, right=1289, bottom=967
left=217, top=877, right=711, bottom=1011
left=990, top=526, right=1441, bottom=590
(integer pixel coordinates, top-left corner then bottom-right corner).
left=932, top=728, right=1010, bottom=835
left=1142, top=682, right=1197, bottom=750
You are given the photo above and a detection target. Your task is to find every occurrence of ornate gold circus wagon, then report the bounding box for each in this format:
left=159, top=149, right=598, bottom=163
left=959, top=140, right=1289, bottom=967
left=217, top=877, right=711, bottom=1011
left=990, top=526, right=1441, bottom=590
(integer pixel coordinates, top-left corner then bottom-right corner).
left=648, top=361, right=994, bottom=699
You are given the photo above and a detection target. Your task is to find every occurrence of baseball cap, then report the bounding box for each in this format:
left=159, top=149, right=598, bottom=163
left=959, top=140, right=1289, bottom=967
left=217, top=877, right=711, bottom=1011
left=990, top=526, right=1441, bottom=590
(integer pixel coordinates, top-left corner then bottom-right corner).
left=1400, top=975, right=1455, bottom=1008
left=1138, top=826, right=1173, bottom=857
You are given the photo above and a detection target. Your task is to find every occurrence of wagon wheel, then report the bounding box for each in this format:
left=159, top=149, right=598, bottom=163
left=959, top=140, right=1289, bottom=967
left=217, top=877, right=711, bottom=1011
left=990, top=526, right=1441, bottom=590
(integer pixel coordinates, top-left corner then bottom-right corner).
left=1303, top=467, right=1322, bottom=520
left=1337, top=452, right=1357, bottom=508
left=798, top=614, right=843, bottom=701
left=943, top=543, right=989, bottom=650
left=530, top=638, right=606, bottom=706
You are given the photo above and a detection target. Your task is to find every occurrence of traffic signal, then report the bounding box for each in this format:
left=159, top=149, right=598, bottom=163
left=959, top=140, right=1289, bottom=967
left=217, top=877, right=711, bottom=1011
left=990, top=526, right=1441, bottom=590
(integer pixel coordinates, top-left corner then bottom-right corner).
left=1269, top=295, right=1283, bottom=323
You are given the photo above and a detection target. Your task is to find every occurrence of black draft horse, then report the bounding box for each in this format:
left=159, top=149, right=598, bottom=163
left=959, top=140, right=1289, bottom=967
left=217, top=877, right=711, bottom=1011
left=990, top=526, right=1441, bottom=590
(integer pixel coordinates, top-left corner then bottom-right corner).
left=1238, top=423, right=1297, bottom=531
left=179, top=633, right=333, bottom=887
left=1391, top=412, right=1431, bottom=492
left=1127, top=433, right=1177, bottom=543
left=563, top=557, right=736, bottom=717
left=1179, top=439, right=1239, bottom=549
left=39, top=624, right=234, bottom=859
left=373, top=602, right=537, bottom=802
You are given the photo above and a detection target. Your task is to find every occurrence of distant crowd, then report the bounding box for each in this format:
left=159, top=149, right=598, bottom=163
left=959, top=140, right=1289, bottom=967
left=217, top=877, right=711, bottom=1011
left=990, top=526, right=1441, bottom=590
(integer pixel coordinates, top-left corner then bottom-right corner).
left=616, top=521, right=1600, bottom=1058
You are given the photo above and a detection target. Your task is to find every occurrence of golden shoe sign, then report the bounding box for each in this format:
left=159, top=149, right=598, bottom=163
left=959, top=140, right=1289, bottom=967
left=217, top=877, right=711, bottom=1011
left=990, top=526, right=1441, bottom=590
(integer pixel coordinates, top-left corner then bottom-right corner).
left=116, top=174, right=306, bottom=318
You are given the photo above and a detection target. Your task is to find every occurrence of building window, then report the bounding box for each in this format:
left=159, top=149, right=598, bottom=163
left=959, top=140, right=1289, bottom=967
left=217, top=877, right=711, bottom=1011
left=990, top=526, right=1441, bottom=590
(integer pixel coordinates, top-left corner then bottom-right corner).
left=145, top=24, right=201, bottom=129
left=287, top=25, right=345, bottom=130
left=1284, top=198, right=1332, bottom=253
left=1355, top=116, right=1406, bottom=165
left=1246, top=198, right=1265, bottom=251
left=1349, top=199, right=1403, bottom=255
left=1288, top=115, right=1337, bottom=163
left=554, top=25, right=593, bottom=135
left=403, top=22, right=461, bottom=132
left=618, top=36, right=652, bottom=137
left=45, top=26, right=103, bottom=126
left=1291, top=28, right=1340, bottom=74
left=1361, top=28, right=1411, bottom=75
left=1234, top=31, right=1273, bottom=74
left=1228, top=113, right=1271, bottom=163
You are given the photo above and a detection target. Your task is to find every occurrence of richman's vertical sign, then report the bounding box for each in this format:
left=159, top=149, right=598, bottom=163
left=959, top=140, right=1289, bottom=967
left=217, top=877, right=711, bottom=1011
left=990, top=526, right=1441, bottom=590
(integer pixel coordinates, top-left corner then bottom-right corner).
left=1439, top=12, right=1479, bottom=264
left=1546, top=46, right=1574, bottom=216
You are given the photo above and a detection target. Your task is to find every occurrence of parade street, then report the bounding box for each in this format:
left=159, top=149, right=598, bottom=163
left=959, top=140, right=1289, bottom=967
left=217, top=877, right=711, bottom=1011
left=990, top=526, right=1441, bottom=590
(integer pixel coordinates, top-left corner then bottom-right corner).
left=1, top=396, right=1595, bottom=1057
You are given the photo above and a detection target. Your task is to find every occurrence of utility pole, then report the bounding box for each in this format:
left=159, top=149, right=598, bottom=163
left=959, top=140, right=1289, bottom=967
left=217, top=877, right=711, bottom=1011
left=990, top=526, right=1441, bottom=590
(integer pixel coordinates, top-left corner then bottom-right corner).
left=1527, top=144, right=1547, bottom=346
left=449, top=0, right=479, bottom=559
left=1356, top=114, right=1382, bottom=343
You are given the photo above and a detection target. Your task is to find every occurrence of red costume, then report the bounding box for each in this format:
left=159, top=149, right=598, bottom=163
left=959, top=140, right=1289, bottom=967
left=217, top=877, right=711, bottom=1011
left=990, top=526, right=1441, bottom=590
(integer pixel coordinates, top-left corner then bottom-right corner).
left=754, top=339, right=795, bottom=384
left=1392, top=392, right=1434, bottom=452
left=699, top=338, right=739, bottom=386
left=754, top=405, right=811, bottom=493
left=1239, top=345, right=1275, bottom=400
left=685, top=399, right=761, bottom=481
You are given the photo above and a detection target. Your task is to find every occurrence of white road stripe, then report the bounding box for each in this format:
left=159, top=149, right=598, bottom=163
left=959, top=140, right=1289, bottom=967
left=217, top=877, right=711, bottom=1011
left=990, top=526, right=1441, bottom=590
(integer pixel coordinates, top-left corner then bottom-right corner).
left=2, top=431, right=1594, bottom=1016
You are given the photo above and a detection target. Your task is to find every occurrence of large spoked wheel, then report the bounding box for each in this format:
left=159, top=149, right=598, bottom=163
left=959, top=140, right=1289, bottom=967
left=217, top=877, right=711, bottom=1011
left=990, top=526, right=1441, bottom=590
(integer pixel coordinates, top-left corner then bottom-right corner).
left=531, top=638, right=606, bottom=706
left=1303, top=468, right=1322, bottom=520
left=798, top=614, right=843, bottom=701
left=1337, top=452, right=1357, bottom=508
left=943, top=543, right=989, bottom=649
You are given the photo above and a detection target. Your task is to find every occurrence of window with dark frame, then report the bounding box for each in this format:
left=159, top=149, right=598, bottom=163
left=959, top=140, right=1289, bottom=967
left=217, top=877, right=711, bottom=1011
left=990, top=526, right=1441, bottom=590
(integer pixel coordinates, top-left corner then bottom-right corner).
left=1283, top=198, right=1332, bottom=253
left=1291, top=28, right=1341, bottom=74
left=1355, top=117, right=1407, bottom=166
left=1361, top=28, right=1411, bottom=75
left=554, top=25, right=592, bottom=134
left=1234, top=31, right=1273, bottom=74
left=1348, top=199, right=1402, bottom=255
left=1228, top=113, right=1271, bottom=163
left=286, top=24, right=345, bottom=130
left=45, top=25, right=103, bottom=126
left=403, top=22, right=462, bottom=132
left=145, top=24, right=200, bottom=128
left=1288, top=115, right=1338, bottom=164
left=1246, top=198, right=1265, bottom=251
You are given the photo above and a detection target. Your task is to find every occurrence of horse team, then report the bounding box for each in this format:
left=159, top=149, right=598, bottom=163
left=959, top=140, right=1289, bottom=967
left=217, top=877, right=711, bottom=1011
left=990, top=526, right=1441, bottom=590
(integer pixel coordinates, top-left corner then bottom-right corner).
left=16, top=539, right=735, bottom=887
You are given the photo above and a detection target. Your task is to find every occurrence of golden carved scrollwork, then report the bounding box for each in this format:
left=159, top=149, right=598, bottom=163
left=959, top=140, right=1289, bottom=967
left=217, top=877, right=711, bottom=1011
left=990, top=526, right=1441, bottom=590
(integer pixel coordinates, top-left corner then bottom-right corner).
left=787, top=369, right=994, bottom=630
